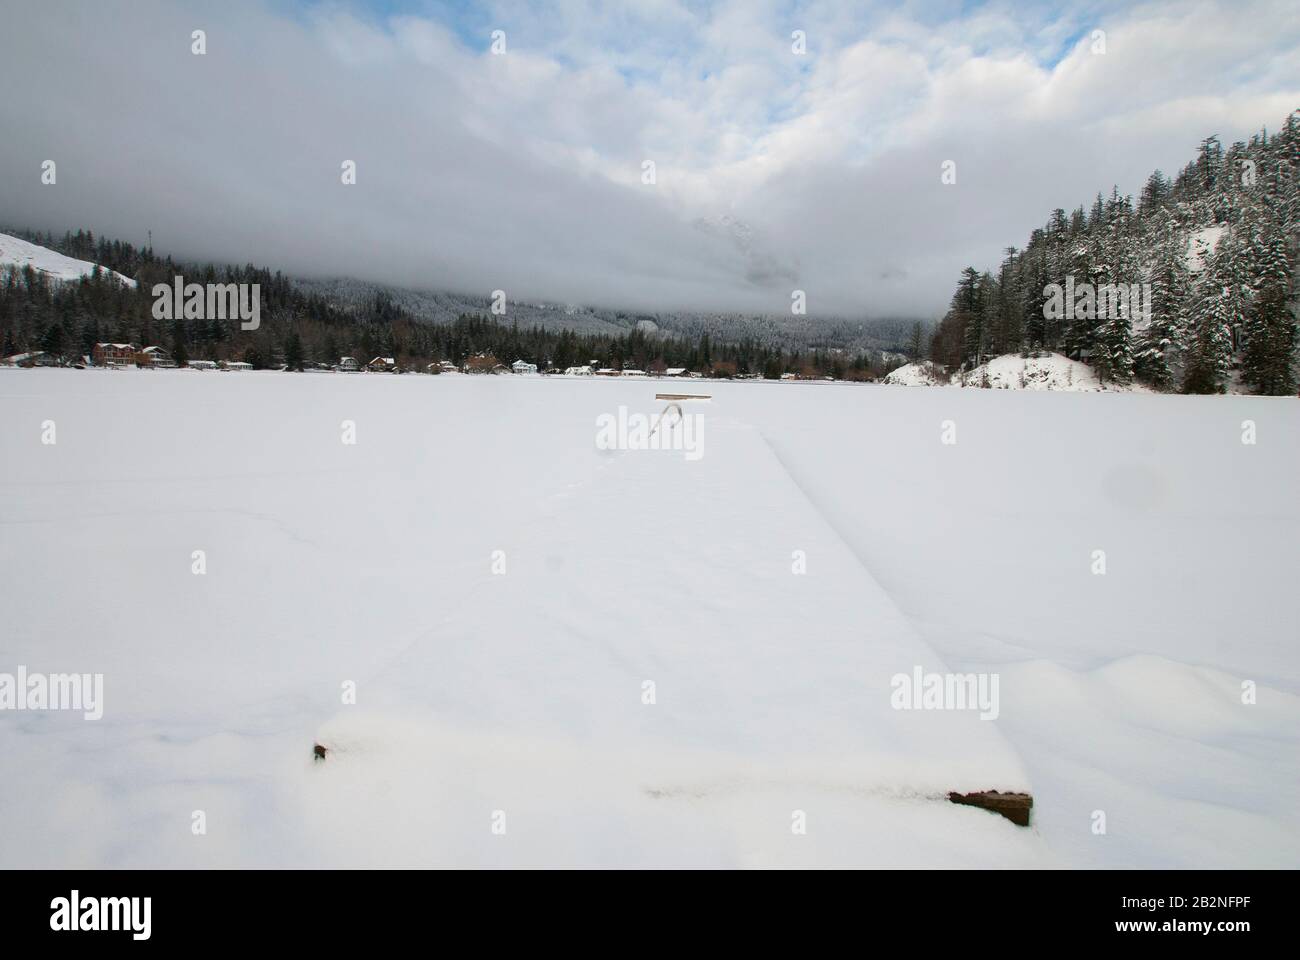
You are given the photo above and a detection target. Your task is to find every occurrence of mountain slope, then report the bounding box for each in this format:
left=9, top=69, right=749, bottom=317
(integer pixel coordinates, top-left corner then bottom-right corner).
left=0, top=231, right=136, bottom=288
left=930, top=110, right=1300, bottom=395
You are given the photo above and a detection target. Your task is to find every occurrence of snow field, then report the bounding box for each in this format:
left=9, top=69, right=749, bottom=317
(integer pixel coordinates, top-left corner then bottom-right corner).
left=0, top=368, right=1296, bottom=866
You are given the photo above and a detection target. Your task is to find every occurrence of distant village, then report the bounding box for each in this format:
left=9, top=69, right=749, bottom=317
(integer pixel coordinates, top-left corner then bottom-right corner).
left=1, top=229, right=900, bottom=384
left=0, top=343, right=820, bottom=380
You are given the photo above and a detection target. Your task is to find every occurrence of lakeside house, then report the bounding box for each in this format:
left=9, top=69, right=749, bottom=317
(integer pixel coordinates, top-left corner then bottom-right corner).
left=1, top=351, right=57, bottom=367
left=93, top=342, right=139, bottom=367
left=461, top=354, right=507, bottom=374
left=511, top=360, right=538, bottom=375
left=140, top=346, right=175, bottom=368
left=188, top=359, right=218, bottom=370
left=368, top=356, right=397, bottom=373
left=564, top=365, right=594, bottom=376
left=338, top=356, right=359, bottom=372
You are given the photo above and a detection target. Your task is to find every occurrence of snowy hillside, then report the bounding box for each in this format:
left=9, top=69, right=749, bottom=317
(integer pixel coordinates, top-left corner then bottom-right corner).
left=886, top=353, right=1148, bottom=391
left=1185, top=225, right=1226, bottom=274
left=928, top=113, right=1299, bottom=397
left=292, top=274, right=916, bottom=354
left=0, top=370, right=1296, bottom=867
left=884, top=360, right=950, bottom=386
left=956, top=352, right=1146, bottom=391
left=0, top=231, right=136, bottom=287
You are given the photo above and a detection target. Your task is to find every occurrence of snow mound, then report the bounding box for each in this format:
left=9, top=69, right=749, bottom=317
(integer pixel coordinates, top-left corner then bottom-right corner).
left=0, top=232, right=137, bottom=288
left=884, top=361, right=950, bottom=386
left=957, top=352, right=1143, bottom=392
left=888, top=354, right=1147, bottom=391
left=990, top=655, right=1300, bottom=867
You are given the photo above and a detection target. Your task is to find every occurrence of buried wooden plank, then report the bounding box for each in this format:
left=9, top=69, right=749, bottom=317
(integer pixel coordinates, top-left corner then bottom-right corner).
left=948, top=790, right=1033, bottom=827
left=655, top=393, right=711, bottom=400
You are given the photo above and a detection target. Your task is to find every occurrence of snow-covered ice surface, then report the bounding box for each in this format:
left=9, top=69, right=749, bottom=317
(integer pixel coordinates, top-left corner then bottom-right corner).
left=1, top=369, right=1296, bottom=867
left=0, top=232, right=137, bottom=288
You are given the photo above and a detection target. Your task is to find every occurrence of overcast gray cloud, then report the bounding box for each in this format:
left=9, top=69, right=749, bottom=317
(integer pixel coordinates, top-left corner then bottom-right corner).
left=1, top=0, right=1298, bottom=317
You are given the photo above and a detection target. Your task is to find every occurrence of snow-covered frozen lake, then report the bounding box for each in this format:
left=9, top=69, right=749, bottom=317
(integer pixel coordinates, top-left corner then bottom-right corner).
left=1, top=368, right=1296, bottom=867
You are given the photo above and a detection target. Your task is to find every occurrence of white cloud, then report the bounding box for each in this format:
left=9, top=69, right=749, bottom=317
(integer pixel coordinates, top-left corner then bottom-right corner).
left=0, top=0, right=1296, bottom=316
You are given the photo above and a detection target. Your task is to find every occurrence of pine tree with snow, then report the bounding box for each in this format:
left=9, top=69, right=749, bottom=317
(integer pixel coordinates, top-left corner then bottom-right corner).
left=1089, top=193, right=1105, bottom=230
left=1197, top=136, right=1224, bottom=196
left=1134, top=234, right=1188, bottom=389
left=1062, top=238, right=1099, bottom=360
left=954, top=268, right=982, bottom=364
left=1021, top=249, right=1049, bottom=349
left=994, top=247, right=1023, bottom=354
left=974, top=271, right=997, bottom=363
left=1213, top=228, right=1252, bottom=354
left=1139, top=171, right=1170, bottom=215
left=1241, top=213, right=1297, bottom=395
left=1094, top=289, right=1135, bottom=385
left=909, top=321, right=924, bottom=360
left=1093, top=232, right=1137, bottom=385
left=1182, top=252, right=1236, bottom=394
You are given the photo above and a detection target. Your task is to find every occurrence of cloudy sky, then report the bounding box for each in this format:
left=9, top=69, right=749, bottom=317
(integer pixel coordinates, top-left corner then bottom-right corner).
left=2, top=0, right=1298, bottom=317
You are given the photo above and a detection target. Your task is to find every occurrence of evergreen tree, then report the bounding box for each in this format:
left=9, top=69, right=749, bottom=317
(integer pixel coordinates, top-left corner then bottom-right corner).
left=1182, top=254, right=1235, bottom=394
left=955, top=267, right=984, bottom=366
left=40, top=321, right=65, bottom=357
left=80, top=316, right=100, bottom=358
left=1241, top=214, right=1297, bottom=394
left=961, top=271, right=994, bottom=365
left=170, top=316, right=189, bottom=367
left=1134, top=235, right=1187, bottom=389
left=993, top=247, right=1022, bottom=354
left=1021, top=249, right=1049, bottom=348
left=1139, top=170, right=1169, bottom=215
left=1063, top=237, right=1098, bottom=359
left=1197, top=135, right=1224, bottom=195
left=909, top=321, right=924, bottom=360
left=284, top=330, right=305, bottom=371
